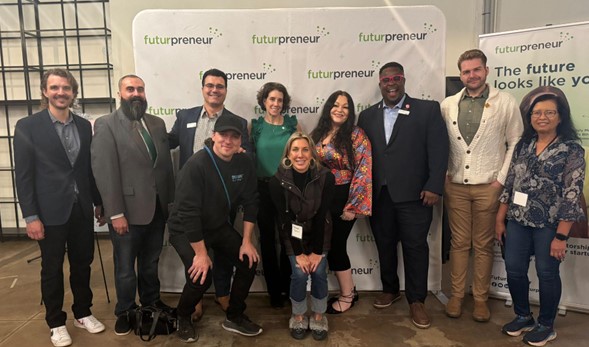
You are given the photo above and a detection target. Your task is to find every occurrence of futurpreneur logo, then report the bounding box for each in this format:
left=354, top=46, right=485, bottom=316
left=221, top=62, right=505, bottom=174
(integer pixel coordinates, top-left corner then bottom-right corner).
left=198, top=68, right=269, bottom=82
left=494, top=40, right=564, bottom=54
left=358, top=22, right=435, bottom=43
left=254, top=96, right=323, bottom=116
left=251, top=26, right=329, bottom=45
left=143, top=34, right=214, bottom=46
left=495, top=31, right=572, bottom=54
left=307, top=67, right=375, bottom=80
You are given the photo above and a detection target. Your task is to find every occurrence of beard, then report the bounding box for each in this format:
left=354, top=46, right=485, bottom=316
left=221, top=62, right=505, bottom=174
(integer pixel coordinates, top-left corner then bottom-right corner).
left=120, top=96, right=148, bottom=121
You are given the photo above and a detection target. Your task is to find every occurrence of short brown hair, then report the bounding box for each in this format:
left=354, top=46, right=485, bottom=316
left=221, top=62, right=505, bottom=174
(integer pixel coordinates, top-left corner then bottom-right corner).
left=40, top=68, right=78, bottom=109
left=457, top=49, right=487, bottom=71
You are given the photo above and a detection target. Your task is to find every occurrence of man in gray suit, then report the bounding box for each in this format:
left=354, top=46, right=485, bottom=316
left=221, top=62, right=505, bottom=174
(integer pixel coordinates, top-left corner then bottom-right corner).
left=91, top=74, right=175, bottom=335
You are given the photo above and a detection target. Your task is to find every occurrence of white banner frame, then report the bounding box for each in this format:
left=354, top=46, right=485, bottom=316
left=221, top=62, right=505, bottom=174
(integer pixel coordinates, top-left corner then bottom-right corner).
left=131, top=6, right=447, bottom=293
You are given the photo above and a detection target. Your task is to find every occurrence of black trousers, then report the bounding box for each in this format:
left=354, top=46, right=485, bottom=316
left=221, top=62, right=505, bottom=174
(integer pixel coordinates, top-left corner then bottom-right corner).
left=38, top=202, right=94, bottom=328
left=171, top=224, right=257, bottom=320
left=256, top=179, right=291, bottom=299
left=369, top=187, right=432, bottom=303
left=327, top=183, right=357, bottom=271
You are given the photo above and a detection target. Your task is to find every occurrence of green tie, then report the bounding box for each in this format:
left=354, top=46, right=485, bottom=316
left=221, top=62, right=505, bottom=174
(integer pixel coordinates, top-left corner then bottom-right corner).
left=139, top=124, right=157, bottom=164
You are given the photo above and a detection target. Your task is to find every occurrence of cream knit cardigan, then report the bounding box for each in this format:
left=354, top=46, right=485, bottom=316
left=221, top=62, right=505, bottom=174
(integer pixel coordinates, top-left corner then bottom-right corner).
left=441, top=86, right=523, bottom=185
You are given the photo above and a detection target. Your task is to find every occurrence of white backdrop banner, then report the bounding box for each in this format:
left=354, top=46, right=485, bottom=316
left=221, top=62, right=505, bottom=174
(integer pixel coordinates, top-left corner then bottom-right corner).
left=480, top=22, right=589, bottom=313
left=132, top=6, right=446, bottom=293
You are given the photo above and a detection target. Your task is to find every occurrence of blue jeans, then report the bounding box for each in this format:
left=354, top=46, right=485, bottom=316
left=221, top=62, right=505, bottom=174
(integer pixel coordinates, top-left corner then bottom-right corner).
left=109, top=205, right=165, bottom=316
left=288, top=254, right=328, bottom=315
left=504, top=221, right=561, bottom=327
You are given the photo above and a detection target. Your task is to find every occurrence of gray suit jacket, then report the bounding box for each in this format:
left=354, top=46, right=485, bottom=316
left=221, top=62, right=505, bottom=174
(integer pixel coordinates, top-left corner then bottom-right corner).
left=91, top=108, right=174, bottom=225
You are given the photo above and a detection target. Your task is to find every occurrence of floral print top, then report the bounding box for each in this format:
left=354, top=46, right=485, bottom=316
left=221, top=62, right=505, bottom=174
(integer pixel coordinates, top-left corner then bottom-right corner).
left=316, top=126, right=372, bottom=216
left=499, top=137, right=585, bottom=228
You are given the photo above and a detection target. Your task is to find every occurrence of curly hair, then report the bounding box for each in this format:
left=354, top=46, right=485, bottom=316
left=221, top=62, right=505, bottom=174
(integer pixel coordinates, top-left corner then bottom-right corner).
left=256, top=82, right=291, bottom=113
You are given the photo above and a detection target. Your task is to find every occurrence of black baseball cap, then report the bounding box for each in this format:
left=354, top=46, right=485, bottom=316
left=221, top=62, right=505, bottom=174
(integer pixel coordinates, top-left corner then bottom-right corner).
left=214, top=114, right=242, bottom=135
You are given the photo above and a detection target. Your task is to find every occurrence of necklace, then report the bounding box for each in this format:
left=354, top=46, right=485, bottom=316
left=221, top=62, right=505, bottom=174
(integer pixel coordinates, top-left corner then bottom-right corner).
left=535, top=135, right=558, bottom=156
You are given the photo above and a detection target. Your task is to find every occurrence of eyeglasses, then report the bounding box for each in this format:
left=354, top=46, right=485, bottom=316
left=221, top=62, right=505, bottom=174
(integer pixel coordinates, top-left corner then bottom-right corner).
left=531, top=110, right=558, bottom=118
left=380, top=74, right=404, bottom=84
left=204, top=83, right=226, bottom=90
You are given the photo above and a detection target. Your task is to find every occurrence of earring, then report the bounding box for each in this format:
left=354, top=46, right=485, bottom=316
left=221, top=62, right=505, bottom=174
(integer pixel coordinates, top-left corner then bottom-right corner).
left=282, top=157, right=292, bottom=168
left=309, top=158, right=316, bottom=169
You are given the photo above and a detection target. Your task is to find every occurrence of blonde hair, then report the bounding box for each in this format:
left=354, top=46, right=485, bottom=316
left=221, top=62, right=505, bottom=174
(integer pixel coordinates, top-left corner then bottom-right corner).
left=280, top=132, right=321, bottom=170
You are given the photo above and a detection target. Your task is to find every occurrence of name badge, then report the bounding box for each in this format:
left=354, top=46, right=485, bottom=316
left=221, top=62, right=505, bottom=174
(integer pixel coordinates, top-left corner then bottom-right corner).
left=291, top=222, right=303, bottom=240
left=187, top=122, right=197, bottom=128
left=513, top=191, right=528, bottom=207
left=398, top=109, right=410, bottom=115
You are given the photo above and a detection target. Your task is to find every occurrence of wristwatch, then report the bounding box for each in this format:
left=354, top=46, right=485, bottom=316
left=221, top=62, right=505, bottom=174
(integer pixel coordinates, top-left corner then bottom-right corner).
left=554, top=233, right=569, bottom=241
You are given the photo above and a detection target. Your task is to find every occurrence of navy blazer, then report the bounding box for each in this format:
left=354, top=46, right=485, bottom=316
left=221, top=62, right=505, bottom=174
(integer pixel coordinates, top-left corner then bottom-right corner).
left=14, top=109, right=101, bottom=226
left=357, top=95, right=449, bottom=203
left=168, top=106, right=252, bottom=169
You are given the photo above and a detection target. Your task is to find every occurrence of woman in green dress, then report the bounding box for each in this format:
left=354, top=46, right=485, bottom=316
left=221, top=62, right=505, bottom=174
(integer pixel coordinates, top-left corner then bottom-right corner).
left=250, top=82, right=301, bottom=307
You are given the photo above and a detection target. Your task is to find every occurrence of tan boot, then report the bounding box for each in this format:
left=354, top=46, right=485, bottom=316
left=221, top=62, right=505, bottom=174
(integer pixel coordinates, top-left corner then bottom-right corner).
left=473, top=300, right=490, bottom=322
left=191, top=300, right=203, bottom=322
left=215, top=295, right=230, bottom=312
left=445, top=296, right=463, bottom=318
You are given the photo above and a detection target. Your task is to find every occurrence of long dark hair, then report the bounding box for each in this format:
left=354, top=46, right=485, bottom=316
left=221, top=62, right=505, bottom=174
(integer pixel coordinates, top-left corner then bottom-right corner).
left=520, top=86, right=579, bottom=142
left=311, top=91, right=356, bottom=168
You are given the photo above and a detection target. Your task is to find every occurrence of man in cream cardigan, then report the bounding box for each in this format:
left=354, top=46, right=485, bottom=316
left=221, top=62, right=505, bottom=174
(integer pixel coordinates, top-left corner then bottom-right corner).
left=441, top=49, right=523, bottom=322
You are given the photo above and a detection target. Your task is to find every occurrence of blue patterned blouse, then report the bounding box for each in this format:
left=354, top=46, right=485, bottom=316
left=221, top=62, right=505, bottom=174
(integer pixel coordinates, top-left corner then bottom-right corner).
left=499, top=137, right=586, bottom=228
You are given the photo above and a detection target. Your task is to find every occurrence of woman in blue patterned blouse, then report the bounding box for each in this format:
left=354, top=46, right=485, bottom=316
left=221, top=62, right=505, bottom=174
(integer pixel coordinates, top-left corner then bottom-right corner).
left=495, top=86, right=585, bottom=347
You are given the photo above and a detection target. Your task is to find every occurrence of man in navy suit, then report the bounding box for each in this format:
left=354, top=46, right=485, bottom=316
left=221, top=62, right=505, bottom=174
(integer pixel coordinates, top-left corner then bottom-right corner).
left=168, top=68, right=251, bottom=319
left=168, top=68, right=252, bottom=168
left=358, top=62, right=449, bottom=329
left=14, top=69, right=105, bottom=347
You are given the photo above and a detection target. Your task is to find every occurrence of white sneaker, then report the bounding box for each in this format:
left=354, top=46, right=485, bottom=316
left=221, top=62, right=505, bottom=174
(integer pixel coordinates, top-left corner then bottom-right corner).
left=74, top=315, right=106, bottom=333
left=50, top=326, right=72, bottom=347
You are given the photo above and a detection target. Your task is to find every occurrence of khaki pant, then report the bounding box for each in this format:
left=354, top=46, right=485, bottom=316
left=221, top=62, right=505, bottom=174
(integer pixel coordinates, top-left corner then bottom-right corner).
left=444, top=182, right=501, bottom=301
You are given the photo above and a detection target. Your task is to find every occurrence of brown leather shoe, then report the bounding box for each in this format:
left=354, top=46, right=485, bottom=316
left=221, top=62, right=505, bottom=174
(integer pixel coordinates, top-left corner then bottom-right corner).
left=191, top=300, right=203, bottom=322
left=445, top=296, right=463, bottom=318
left=215, top=295, right=230, bottom=312
left=410, top=302, right=431, bottom=329
left=472, top=300, right=490, bottom=322
left=373, top=292, right=401, bottom=309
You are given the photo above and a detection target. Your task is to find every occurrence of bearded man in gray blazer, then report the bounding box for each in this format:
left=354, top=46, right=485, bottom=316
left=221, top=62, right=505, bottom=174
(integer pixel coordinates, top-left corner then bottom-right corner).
left=91, top=74, right=174, bottom=335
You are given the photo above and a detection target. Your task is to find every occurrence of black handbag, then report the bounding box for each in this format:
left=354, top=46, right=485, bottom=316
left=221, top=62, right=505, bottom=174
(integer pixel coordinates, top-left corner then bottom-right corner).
left=134, top=305, right=177, bottom=341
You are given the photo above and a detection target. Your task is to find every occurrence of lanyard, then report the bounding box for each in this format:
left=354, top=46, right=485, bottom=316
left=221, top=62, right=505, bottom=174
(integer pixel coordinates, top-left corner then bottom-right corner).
left=204, top=146, right=231, bottom=220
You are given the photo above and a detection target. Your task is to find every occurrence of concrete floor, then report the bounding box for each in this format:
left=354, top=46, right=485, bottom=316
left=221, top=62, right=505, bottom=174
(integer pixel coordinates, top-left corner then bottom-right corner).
left=0, top=238, right=587, bottom=347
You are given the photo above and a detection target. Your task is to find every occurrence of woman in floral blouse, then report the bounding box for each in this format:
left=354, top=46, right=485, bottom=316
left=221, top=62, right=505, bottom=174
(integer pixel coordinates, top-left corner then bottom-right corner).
left=496, top=86, right=585, bottom=347
left=311, top=90, right=372, bottom=314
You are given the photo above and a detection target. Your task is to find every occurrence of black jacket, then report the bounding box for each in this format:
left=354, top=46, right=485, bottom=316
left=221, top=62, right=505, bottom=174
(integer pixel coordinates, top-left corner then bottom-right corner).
left=269, top=165, right=334, bottom=256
